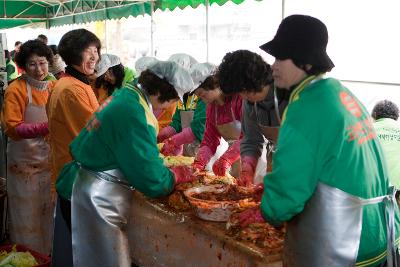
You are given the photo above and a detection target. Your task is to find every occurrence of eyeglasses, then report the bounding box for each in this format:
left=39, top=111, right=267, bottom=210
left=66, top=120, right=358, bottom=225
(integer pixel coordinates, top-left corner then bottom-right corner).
left=26, top=61, right=48, bottom=69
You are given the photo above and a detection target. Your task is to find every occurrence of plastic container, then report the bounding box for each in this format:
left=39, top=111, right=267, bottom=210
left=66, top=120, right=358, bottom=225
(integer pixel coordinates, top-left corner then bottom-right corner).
left=184, top=184, right=260, bottom=222
left=0, top=244, right=51, bottom=267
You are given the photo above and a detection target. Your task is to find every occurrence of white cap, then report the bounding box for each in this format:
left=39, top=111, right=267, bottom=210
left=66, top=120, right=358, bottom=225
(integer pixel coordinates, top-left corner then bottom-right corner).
left=167, top=53, right=198, bottom=70
left=48, top=54, right=66, bottom=75
left=95, top=54, right=121, bottom=77
left=135, top=56, right=158, bottom=77
left=190, top=62, right=217, bottom=91
left=147, top=60, right=195, bottom=100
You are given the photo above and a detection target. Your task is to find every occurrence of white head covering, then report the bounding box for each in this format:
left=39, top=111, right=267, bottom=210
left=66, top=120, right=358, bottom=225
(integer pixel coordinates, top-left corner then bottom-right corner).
left=167, top=53, right=198, bottom=70
left=95, top=54, right=121, bottom=77
left=189, top=62, right=217, bottom=91
left=48, top=54, right=66, bottom=75
left=147, top=60, right=195, bottom=100
left=135, top=56, right=158, bottom=77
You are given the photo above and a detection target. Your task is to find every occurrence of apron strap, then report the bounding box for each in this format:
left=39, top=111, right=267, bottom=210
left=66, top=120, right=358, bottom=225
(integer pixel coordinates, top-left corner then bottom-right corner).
left=26, top=82, right=33, bottom=104
left=384, top=186, right=397, bottom=267
left=360, top=187, right=397, bottom=267
left=78, top=163, right=134, bottom=190
left=273, top=86, right=281, bottom=125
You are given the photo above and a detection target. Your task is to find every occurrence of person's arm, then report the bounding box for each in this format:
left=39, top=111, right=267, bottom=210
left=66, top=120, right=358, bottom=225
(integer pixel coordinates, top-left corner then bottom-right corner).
left=162, top=99, right=207, bottom=155
left=212, top=137, right=241, bottom=176
left=2, top=81, right=27, bottom=140
left=61, top=86, right=99, bottom=137
left=239, top=101, right=265, bottom=185
left=112, top=96, right=175, bottom=198
left=193, top=105, right=220, bottom=170
left=240, top=101, right=264, bottom=159
left=169, top=105, right=182, bottom=133
left=190, top=99, right=206, bottom=142
left=260, top=123, right=317, bottom=225
left=198, top=104, right=221, bottom=154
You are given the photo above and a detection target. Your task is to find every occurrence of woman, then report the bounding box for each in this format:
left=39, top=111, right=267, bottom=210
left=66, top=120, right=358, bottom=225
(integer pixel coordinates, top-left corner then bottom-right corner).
left=56, top=60, right=196, bottom=267
left=217, top=50, right=281, bottom=186
left=93, top=54, right=136, bottom=104
left=158, top=63, right=215, bottom=157
left=2, top=40, right=55, bottom=254
left=191, top=73, right=243, bottom=178
left=47, top=28, right=100, bottom=267
left=238, top=15, right=400, bottom=267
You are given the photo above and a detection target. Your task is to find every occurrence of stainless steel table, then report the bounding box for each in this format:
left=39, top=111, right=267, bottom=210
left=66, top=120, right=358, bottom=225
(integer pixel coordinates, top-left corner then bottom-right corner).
left=128, top=191, right=282, bottom=267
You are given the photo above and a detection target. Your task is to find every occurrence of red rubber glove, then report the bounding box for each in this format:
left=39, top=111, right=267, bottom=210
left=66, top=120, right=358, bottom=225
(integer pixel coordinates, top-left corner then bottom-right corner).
left=192, top=145, right=213, bottom=171
left=157, top=126, right=176, bottom=143
left=212, top=157, right=231, bottom=176
left=238, top=207, right=265, bottom=227
left=212, top=139, right=241, bottom=176
left=161, top=128, right=196, bottom=156
left=170, top=165, right=198, bottom=184
left=161, top=139, right=183, bottom=156
left=15, top=122, right=49, bottom=139
left=238, top=156, right=258, bottom=186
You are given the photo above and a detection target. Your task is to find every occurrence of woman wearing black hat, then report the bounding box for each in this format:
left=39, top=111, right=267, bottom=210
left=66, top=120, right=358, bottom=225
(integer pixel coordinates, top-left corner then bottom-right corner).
left=238, top=15, right=399, bottom=267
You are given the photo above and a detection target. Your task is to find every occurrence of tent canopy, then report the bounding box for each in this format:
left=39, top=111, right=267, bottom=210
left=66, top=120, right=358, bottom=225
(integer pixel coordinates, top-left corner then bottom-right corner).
left=0, top=0, right=249, bottom=29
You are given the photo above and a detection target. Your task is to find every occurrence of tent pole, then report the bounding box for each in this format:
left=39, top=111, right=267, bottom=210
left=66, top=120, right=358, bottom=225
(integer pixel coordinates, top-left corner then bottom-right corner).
left=150, top=1, right=154, bottom=57
left=205, top=0, right=210, bottom=62
left=281, top=0, right=285, bottom=20
left=105, top=20, right=108, bottom=53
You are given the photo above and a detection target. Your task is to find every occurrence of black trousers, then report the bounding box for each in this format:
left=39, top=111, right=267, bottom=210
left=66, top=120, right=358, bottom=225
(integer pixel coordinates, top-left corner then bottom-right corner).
left=51, top=196, right=72, bottom=267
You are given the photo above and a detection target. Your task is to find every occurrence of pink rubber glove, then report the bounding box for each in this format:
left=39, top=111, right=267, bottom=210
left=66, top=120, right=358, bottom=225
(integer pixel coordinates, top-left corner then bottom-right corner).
left=15, top=122, right=49, bottom=139
left=212, top=139, right=241, bottom=176
left=238, top=156, right=258, bottom=186
left=161, top=127, right=196, bottom=156
left=238, top=207, right=265, bottom=227
left=157, top=126, right=176, bottom=143
left=170, top=165, right=198, bottom=184
left=172, top=127, right=196, bottom=146
left=192, top=146, right=213, bottom=171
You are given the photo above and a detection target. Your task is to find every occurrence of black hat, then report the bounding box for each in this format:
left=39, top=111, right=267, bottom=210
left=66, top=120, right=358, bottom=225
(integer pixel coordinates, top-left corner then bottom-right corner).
left=260, top=15, right=334, bottom=70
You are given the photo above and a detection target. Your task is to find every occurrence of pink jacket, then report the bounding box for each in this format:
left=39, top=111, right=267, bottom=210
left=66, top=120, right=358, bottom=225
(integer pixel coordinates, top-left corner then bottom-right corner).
left=200, top=94, right=243, bottom=154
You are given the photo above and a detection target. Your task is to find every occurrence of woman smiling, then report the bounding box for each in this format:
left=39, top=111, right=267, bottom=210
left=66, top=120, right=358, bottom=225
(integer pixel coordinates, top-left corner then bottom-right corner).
left=2, top=40, right=56, bottom=255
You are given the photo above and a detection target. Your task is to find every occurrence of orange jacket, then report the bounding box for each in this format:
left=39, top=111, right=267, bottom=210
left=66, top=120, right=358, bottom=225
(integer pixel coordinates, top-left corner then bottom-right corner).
left=93, top=86, right=108, bottom=105
left=156, top=102, right=177, bottom=130
left=2, top=78, right=54, bottom=140
left=47, top=76, right=99, bottom=180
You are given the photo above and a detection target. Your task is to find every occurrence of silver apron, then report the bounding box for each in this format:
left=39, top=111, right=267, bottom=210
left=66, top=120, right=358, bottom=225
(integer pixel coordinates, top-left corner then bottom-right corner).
left=215, top=104, right=242, bottom=178
left=284, top=182, right=397, bottom=267
left=71, top=166, right=134, bottom=267
left=6, top=82, right=53, bottom=254
left=180, top=110, right=200, bottom=157
left=254, top=87, right=281, bottom=173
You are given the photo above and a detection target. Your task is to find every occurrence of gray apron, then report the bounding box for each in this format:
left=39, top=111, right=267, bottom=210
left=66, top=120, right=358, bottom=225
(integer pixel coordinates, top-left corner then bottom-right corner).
left=284, top=182, right=398, bottom=267
left=180, top=110, right=200, bottom=157
left=7, top=81, right=53, bottom=254
left=71, top=166, right=134, bottom=267
left=215, top=103, right=242, bottom=178
left=254, top=86, right=281, bottom=173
